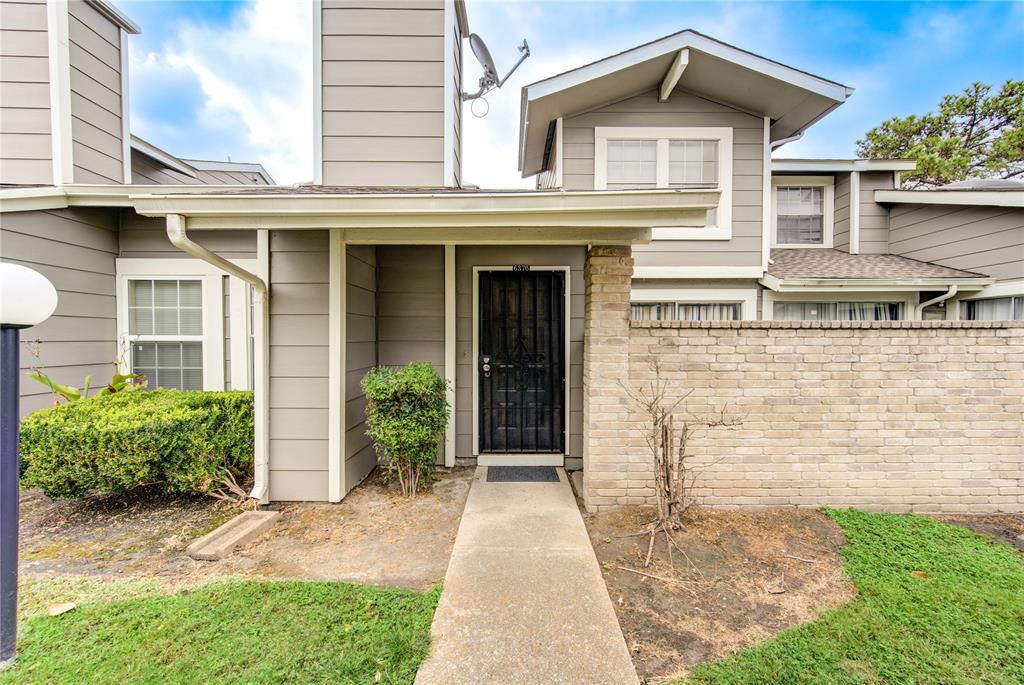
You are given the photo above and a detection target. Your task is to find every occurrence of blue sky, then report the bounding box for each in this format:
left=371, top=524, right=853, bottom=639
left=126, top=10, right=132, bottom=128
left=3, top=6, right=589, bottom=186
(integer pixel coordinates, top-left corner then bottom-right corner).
left=120, top=0, right=1024, bottom=186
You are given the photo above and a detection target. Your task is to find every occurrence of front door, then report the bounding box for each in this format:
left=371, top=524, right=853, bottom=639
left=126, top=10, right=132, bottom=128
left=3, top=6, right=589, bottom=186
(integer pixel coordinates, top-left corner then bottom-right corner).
left=479, top=269, right=565, bottom=453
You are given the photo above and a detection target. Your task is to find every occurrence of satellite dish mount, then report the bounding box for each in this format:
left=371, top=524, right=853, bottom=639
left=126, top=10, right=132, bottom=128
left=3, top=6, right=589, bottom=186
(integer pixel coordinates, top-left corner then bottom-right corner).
left=463, top=33, right=530, bottom=102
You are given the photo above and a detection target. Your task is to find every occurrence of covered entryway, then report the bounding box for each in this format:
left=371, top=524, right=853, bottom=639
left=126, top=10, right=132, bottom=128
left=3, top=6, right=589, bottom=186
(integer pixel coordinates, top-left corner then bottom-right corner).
left=477, top=268, right=567, bottom=457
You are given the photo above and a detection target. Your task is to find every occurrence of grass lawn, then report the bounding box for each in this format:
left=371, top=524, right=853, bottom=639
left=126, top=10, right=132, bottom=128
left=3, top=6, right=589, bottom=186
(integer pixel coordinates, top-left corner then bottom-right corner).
left=2, top=578, right=440, bottom=685
left=682, top=509, right=1024, bottom=685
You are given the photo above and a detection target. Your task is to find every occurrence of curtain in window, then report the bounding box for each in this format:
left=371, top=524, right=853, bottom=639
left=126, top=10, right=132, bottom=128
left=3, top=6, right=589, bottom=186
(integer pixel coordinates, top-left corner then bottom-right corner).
left=607, top=140, right=657, bottom=189
left=677, top=303, right=739, bottom=320
left=962, top=296, right=1024, bottom=320
left=776, top=186, right=824, bottom=244
left=631, top=303, right=675, bottom=320
left=774, top=302, right=901, bottom=321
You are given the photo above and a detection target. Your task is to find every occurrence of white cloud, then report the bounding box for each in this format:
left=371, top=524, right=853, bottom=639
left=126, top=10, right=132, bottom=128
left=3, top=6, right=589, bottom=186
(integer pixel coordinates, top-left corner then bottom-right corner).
left=131, top=0, right=313, bottom=184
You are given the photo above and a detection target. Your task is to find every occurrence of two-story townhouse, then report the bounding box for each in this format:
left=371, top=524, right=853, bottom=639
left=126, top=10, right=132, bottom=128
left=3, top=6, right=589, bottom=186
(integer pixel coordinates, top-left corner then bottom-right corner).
left=521, top=30, right=1022, bottom=325
left=2, top=3, right=1022, bottom=513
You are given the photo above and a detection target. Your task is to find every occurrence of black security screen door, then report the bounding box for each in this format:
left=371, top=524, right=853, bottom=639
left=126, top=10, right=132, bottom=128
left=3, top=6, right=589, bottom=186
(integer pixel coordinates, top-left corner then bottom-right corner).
left=479, top=270, right=565, bottom=453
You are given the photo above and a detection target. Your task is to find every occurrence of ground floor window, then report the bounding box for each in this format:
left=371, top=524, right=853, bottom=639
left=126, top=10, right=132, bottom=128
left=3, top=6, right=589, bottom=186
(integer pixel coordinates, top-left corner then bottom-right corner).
left=773, top=301, right=902, bottom=321
left=127, top=279, right=204, bottom=390
left=632, top=302, right=741, bottom=321
left=961, top=296, right=1024, bottom=321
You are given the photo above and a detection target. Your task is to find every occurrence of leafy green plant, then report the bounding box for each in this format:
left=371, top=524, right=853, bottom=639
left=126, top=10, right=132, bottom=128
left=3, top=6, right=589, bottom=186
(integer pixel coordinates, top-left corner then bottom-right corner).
left=20, top=390, right=253, bottom=499
left=362, top=362, right=450, bottom=497
left=27, top=370, right=146, bottom=404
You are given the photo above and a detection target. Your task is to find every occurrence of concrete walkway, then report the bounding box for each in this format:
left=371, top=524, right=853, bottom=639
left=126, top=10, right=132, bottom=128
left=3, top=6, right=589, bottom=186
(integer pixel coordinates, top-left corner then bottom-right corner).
left=416, top=467, right=638, bottom=685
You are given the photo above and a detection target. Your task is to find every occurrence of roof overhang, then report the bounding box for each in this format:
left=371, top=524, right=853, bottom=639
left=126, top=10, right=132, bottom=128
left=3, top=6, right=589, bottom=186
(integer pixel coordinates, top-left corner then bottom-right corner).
left=772, top=159, right=918, bottom=173
left=86, top=0, right=141, bottom=34
left=2, top=185, right=722, bottom=245
left=874, top=189, right=1024, bottom=208
left=181, top=159, right=276, bottom=185
left=760, top=274, right=994, bottom=293
left=131, top=136, right=200, bottom=178
left=519, top=29, right=853, bottom=177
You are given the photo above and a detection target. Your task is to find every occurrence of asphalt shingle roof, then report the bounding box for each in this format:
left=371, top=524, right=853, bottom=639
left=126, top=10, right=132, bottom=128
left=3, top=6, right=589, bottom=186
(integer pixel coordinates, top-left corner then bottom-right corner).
left=768, top=249, right=988, bottom=280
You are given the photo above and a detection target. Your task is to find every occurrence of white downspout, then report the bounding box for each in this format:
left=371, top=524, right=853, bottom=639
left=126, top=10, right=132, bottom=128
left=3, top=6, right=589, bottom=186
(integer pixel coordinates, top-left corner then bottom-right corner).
left=166, top=214, right=271, bottom=503
left=915, top=285, right=958, bottom=320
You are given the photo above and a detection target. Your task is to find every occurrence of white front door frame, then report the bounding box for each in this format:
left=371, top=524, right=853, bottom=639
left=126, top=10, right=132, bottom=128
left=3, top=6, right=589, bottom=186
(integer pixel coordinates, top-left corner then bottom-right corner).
left=471, top=265, right=571, bottom=466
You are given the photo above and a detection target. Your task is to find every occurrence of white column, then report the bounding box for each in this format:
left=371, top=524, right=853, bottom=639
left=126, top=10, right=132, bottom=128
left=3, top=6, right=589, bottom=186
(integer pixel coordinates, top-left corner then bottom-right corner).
left=444, top=244, right=456, bottom=467
left=328, top=230, right=346, bottom=501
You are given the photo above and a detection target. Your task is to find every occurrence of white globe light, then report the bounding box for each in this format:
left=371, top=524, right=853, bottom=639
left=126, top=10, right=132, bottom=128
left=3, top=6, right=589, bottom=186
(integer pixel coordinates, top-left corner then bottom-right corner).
left=0, top=263, right=58, bottom=328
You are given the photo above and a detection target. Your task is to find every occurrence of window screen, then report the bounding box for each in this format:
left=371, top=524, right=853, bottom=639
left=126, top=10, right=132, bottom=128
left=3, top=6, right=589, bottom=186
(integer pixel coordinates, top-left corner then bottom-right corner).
left=668, top=140, right=718, bottom=188
left=776, top=186, right=824, bottom=244
left=128, top=279, right=204, bottom=390
left=606, top=140, right=657, bottom=190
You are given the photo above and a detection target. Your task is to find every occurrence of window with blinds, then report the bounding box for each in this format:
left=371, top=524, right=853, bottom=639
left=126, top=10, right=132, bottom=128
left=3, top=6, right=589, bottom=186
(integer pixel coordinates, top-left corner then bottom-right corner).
left=774, top=301, right=902, bottom=321
left=776, top=186, right=825, bottom=245
left=606, top=140, right=658, bottom=190
left=631, top=302, right=740, bottom=321
left=127, top=279, right=204, bottom=390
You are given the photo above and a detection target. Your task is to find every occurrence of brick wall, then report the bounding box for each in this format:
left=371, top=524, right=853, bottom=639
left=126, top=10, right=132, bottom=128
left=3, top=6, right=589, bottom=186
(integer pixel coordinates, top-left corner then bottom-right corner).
left=586, top=319, right=1024, bottom=514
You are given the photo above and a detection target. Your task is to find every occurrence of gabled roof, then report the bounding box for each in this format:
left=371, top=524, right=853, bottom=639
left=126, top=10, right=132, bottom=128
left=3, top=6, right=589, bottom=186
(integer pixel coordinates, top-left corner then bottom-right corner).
left=765, top=249, right=990, bottom=285
left=519, top=29, right=853, bottom=177
left=130, top=136, right=275, bottom=185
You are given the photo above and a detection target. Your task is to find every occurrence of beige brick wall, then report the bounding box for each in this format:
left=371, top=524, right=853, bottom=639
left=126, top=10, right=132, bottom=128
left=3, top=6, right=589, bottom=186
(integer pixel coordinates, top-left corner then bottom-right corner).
left=586, top=319, right=1024, bottom=514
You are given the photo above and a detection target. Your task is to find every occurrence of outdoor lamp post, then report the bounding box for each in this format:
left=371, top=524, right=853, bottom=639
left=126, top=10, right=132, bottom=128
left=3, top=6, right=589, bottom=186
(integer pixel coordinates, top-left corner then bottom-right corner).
left=0, top=263, right=58, bottom=669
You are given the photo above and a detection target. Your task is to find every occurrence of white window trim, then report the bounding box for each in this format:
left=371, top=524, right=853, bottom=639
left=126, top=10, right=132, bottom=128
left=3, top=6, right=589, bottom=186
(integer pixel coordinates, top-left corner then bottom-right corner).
left=631, top=288, right=757, bottom=320
left=594, top=126, right=733, bottom=241
left=771, top=175, right=835, bottom=249
left=116, top=258, right=258, bottom=391
left=762, top=290, right=916, bottom=321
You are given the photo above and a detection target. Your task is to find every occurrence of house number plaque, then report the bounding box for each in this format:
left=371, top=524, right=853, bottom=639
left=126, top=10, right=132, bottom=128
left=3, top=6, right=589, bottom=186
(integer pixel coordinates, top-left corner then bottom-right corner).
left=512, top=264, right=531, bottom=272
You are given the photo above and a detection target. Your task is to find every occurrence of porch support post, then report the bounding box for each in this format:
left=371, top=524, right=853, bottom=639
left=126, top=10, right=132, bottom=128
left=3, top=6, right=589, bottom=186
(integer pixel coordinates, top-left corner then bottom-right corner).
left=444, top=244, right=456, bottom=467
left=582, top=245, right=634, bottom=513
left=328, top=230, right=346, bottom=501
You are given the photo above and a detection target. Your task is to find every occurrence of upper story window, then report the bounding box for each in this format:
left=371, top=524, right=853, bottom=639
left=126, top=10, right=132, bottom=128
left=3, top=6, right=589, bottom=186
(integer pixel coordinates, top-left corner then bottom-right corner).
left=771, top=176, right=834, bottom=248
left=595, top=127, right=733, bottom=233
left=961, top=296, right=1024, bottom=321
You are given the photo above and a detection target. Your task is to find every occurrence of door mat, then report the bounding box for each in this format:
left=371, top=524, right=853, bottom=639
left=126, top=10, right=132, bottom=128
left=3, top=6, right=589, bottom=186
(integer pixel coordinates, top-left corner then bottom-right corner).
left=486, top=466, right=559, bottom=482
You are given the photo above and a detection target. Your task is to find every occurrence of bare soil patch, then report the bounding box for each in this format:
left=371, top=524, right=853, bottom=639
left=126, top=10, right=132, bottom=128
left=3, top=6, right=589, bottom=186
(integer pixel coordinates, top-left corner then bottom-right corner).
left=20, top=467, right=473, bottom=590
left=935, top=513, right=1024, bottom=551
left=585, top=506, right=854, bottom=684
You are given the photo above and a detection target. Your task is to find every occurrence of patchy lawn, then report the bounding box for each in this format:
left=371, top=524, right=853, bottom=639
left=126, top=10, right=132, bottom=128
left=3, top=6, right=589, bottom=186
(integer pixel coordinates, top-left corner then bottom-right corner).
left=587, top=507, right=853, bottom=683
left=2, top=579, right=439, bottom=685
left=681, top=509, right=1024, bottom=685
left=19, top=467, right=472, bottom=589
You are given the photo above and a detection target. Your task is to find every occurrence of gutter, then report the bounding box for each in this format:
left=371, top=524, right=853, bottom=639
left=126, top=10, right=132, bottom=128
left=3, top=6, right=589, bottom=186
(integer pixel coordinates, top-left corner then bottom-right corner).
left=915, top=285, right=957, bottom=320
left=770, top=131, right=804, bottom=151
left=166, top=214, right=271, bottom=503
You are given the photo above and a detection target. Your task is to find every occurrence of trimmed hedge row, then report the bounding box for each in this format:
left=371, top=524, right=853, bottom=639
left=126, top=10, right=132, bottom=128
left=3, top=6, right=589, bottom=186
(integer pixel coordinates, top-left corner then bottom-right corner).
left=20, top=390, right=254, bottom=499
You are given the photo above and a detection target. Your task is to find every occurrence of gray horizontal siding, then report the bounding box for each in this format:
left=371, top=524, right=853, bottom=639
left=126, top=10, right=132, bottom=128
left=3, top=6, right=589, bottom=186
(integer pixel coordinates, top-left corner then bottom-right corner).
left=0, top=0, right=51, bottom=184
left=118, top=210, right=256, bottom=259
left=858, top=171, right=893, bottom=254
left=833, top=172, right=851, bottom=250
left=889, top=204, right=1024, bottom=281
left=268, top=230, right=330, bottom=501
left=68, top=0, right=124, bottom=184
left=319, top=0, right=446, bottom=186
left=562, top=90, right=764, bottom=270
left=0, top=207, right=118, bottom=416
left=346, top=244, right=377, bottom=490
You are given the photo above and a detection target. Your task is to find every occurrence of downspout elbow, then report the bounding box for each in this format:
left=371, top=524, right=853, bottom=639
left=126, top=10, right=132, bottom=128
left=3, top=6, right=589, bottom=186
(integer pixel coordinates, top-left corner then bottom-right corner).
left=770, top=131, right=804, bottom=151
left=915, top=285, right=958, bottom=319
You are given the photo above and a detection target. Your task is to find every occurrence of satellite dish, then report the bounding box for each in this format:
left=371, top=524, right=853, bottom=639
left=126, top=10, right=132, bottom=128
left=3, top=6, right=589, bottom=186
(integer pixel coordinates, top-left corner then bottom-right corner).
left=470, top=34, right=499, bottom=83
left=463, top=33, right=530, bottom=105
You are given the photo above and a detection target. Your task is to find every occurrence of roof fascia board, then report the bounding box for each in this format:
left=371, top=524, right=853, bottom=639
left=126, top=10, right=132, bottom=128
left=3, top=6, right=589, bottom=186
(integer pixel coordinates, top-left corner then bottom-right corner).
left=760, top=277, right=993, bottom=292
left=85, top=0, right=141, bottom=34
left=525, top=31, right=850, bottom=104
left=773, top=159, right=918, bottom=173
left=874, top=189, right=1024, bottom=208
left=130, top=136, right=199, bottom=178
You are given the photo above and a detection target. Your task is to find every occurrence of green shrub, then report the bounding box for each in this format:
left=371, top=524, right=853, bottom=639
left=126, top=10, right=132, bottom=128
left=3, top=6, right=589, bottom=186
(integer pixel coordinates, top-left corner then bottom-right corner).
left=20, top=390, right=254, bottom=499
left=362, top=362, right=449, bottom=496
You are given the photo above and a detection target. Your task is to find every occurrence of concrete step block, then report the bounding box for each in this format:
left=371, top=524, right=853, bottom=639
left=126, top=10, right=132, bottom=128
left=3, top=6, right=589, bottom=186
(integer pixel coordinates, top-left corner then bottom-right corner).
left=186, top=510, right=281, bottom=561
